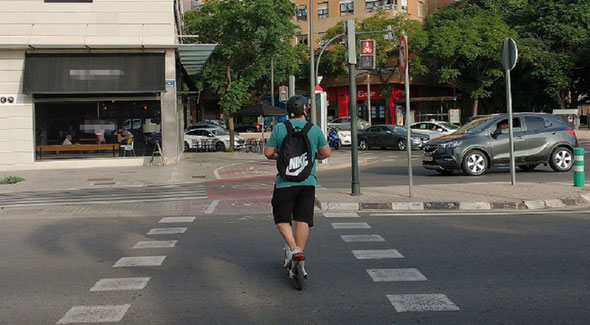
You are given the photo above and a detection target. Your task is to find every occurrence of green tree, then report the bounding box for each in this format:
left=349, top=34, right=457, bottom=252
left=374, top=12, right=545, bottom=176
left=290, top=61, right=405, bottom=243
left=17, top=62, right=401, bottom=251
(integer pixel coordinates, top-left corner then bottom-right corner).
left=509, top=0, right=590, bottom=109
left=420, top=2, right=514, bottom=116
left=184, top=0, right=299, bottom=143
left=318, top=11, right=427, bottom=123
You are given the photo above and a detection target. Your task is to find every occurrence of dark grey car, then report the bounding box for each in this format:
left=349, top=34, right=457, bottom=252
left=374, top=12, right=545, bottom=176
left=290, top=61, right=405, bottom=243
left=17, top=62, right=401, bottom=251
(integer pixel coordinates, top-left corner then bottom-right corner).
left=358, top=125, right=430, bottom=151
left=422, top=113, right=579, bottom=176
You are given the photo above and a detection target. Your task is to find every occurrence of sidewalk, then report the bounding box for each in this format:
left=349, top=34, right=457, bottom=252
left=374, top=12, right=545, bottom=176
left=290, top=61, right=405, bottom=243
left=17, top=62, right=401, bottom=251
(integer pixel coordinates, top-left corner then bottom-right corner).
left=0, top=147, right=588, bottom=211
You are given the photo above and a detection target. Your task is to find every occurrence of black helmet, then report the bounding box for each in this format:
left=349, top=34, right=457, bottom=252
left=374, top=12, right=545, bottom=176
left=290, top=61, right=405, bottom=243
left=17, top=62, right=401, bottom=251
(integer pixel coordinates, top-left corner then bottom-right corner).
left=286, top=95, right=308, bottom=118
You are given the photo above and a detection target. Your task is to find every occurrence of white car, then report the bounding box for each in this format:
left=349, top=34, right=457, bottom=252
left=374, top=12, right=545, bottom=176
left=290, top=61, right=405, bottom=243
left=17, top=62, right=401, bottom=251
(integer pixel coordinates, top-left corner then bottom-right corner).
left=184, top=128, right=244, bottom=152
left=328, top=116, right=370, bottom=131
left=410, top=120, right=459, bottom=140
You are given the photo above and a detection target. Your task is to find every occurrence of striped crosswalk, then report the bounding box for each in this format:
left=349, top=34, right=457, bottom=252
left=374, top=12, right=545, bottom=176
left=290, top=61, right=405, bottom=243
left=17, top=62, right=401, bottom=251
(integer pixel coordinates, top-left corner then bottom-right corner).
left=327, top=212, right=460, bottom=313
left=56, top=216, right=196, bottom=324
left=0, top=183, right=207, bottom=207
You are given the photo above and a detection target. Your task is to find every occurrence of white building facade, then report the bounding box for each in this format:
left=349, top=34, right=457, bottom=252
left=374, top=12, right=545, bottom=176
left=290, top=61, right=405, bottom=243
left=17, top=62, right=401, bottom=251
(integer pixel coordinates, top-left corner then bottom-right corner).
left=0, top=0, right=211, bottom=170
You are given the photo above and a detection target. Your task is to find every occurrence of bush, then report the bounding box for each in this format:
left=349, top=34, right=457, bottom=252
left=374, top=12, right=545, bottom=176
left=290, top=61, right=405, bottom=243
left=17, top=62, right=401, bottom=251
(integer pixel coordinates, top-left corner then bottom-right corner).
left=0, top=176, right=25, bottom=184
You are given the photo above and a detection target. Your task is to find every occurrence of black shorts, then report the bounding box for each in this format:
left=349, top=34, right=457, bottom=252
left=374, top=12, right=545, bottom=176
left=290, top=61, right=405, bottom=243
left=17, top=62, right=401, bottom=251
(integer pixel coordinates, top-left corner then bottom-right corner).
left=271, top=186, right=315, bottom=227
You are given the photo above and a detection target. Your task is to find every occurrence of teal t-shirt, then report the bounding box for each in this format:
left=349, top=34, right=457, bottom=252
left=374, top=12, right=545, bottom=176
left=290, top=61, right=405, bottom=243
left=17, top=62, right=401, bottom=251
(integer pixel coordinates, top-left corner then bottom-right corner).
left=267, top=119, right=328, bottom=188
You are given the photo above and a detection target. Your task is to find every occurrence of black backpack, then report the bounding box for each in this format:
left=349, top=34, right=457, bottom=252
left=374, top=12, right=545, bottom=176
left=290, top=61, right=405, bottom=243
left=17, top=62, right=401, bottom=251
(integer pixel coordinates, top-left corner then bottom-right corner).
left=277, top=120, right=314, bottom=182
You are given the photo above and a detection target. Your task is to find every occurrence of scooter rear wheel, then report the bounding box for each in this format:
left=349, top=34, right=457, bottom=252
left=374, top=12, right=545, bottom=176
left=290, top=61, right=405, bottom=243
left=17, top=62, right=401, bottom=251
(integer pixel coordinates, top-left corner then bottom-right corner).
left=334, top=142, right=341, bottom=150
left=294, top=262, right=305, bottom=290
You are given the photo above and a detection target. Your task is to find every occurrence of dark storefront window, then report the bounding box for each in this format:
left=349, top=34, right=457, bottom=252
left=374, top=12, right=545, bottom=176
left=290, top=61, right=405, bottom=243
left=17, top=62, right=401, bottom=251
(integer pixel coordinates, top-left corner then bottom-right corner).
left=35, top=100, right=161, bottom=159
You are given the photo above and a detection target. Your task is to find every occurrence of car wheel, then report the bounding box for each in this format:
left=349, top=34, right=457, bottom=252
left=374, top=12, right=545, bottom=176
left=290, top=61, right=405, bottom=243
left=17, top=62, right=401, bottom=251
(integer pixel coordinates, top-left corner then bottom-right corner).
left=398, top=139, right=407, bottom=151
left=462, top=150, right=488, bottom=176
left=215, top=142, right=226, bottom=152
left=436, top=169, right=454, bottom=175
left=519, top=164, right=538, bottom=171
left=549, top=147, right=573, bottom=172
left=359, top=139, right=369, bottom=150
left=184, top=142, right=190, bottom=152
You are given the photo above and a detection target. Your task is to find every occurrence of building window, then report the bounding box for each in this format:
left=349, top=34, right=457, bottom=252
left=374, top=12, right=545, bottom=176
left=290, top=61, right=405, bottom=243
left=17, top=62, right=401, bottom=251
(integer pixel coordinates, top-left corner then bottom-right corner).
left=296, top=5, right=307, bottom=21
left=400, top=0, right=407, bottom=12
left=418, top=1, right=424, bottom=18
left=340, top=0, right=354, bottom=16
left=366, top=0, right=382, bottom=12
left=318, top=2, right=329, bottom=19
left=384, top=0, right=396, bottom=9
left=297, top=35, right=308, bottom=46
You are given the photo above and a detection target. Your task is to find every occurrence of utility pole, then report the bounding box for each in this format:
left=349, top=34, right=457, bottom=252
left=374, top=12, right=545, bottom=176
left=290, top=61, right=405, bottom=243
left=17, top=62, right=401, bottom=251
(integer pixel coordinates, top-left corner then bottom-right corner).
left=309, top=0, right=317, bottom=125
left=347, top=19, right=360, bottom=196
left=367, top=73, right=372, bottom=126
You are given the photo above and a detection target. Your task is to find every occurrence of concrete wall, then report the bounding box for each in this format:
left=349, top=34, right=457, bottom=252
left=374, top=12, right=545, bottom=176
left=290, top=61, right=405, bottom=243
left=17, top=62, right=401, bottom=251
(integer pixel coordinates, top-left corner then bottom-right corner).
left=0, top=0, right=177, bottom=47
left=0, top=50, right=35, bottom=168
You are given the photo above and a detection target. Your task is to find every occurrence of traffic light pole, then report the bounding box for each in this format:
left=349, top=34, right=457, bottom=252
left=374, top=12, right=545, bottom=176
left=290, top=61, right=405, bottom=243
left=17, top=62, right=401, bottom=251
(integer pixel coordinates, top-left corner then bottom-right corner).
left=309, top=0, right=317, bottom=125
left=346, top=19, right=360, bottom=196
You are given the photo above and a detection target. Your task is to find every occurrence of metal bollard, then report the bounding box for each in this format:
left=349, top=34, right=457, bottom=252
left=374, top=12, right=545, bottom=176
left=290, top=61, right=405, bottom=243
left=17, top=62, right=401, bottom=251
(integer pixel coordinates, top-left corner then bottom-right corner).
left=574, top=147, right=585, bottom=187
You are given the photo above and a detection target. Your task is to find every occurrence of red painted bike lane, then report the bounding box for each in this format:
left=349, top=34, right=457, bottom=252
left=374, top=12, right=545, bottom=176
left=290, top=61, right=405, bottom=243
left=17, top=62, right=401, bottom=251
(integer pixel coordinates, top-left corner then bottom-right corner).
left=203, top=160, right=276, bottom=214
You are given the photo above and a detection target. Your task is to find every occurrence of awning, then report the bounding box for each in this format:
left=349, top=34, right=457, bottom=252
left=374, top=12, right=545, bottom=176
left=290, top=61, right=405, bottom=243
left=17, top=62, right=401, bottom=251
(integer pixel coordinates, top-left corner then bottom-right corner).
left=231, top=103, right=287, bottom=117
left=396, top=96, right=458, bottom=103
left=178, top=44, right=216, bottom=75
left=23, top=53, right=165, bottom=94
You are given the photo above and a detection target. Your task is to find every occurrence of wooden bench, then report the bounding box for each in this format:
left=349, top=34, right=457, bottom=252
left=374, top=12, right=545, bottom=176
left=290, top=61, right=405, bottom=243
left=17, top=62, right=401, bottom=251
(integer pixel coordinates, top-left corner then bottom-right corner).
left=36, top=144, right=120, bottom=159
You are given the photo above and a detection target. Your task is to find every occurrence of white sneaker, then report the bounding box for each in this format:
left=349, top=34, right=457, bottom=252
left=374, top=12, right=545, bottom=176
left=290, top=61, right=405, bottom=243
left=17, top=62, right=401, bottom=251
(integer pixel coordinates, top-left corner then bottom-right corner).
left=283, top=246, right=302, bottom=269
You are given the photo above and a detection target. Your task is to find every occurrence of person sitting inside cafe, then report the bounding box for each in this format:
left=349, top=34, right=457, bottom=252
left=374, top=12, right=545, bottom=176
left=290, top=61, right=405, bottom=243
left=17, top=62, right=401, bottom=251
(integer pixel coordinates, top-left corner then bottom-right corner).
left=114, top=128, right=133, bottom=145
left=62, top=134, right=73, bottom=145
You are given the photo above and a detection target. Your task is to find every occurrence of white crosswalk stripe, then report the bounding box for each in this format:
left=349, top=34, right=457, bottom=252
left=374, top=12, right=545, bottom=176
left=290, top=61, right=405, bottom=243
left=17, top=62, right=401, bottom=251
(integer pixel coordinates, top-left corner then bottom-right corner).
left=341, top=234, right=385, bottom=242
left=90, top=277, right=150, bottom=292
left=113, top=256, right=166, bottom=267
left=323, top=212, right=360, bottom=218
left=146, top=227, right=187, bottom=235
left=386, top=294, right=460, bottom=312
left=352, top=249, right=404, bottom=259
left=331, top=222, right=371, bottom=229
left=367, top=269, right=427, bottom=282
left=57, top=305, right=130, bottom=324
left=158, top=217, right=195, bottom=223
left=132, top=240, right=177, bottom=249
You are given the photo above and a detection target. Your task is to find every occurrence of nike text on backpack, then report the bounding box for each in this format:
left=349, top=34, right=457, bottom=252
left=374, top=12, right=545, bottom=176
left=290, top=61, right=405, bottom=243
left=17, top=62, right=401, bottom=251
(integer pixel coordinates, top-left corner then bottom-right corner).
left=277, top=120, right=314, bottom=182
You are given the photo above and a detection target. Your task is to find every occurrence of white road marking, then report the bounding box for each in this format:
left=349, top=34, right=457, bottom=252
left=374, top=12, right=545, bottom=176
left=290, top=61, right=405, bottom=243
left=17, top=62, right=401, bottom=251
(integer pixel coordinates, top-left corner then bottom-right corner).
left=367, top=268, right=427, bottom=282
left=205, top=200, right=220, bottom=214
left=113, top=256, right=166, bottom=267
left=323, top=212, right=360, bottom=218
left=90, top=277, right=150, bottom=291
left=132, top=240, right=177, bottom=249
left=370, top=209, right=590, bottom=217
left=387, top=294, right=460, bottom=312
left=341, top=234, right=385, bottom=242
left=56, top=304, right=130, bottom=324
left=331, top=222, right=371, bottom=229
left=158, top=217, right=195, bottom=223
left=146, top=227, right=187, bottom=235
left=352, top=249, right=404, bottom=259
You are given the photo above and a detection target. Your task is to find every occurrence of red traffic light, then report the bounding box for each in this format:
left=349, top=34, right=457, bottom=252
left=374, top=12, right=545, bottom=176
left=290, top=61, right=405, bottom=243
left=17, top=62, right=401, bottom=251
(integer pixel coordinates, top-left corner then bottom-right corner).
left=360, top=40, right=374, bottom=55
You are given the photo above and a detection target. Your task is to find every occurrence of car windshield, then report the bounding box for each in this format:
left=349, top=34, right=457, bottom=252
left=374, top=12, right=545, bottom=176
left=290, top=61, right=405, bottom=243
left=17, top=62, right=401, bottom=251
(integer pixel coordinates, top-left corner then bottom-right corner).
left=441, top=122, right=459, bottom=130
left=394, top=126, right=407, bottom=133
left=454, top=116, right=496, bottom=134
left=211, top=129, right=228, bottom=135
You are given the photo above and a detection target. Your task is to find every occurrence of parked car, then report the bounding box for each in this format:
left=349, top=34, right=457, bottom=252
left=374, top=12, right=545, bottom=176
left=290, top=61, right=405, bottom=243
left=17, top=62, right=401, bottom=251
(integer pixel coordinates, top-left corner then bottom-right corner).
left=358, top=125, right=429, bottom=151
left=186, top=120, right=227, bottom=132
left=234, top=121, right=260, bottom=133
left=328, top=116, right=370, bottom=131
left=422, top=113, right=578, bottom=176
left=410, top=120, right=459, bottom=139
left=184, top=128, right=244, bottom=152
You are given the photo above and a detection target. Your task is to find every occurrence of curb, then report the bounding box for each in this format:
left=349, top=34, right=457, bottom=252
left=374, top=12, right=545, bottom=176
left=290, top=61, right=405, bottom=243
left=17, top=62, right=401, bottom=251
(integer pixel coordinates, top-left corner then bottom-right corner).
left=317, top=194, right=590, bottom=212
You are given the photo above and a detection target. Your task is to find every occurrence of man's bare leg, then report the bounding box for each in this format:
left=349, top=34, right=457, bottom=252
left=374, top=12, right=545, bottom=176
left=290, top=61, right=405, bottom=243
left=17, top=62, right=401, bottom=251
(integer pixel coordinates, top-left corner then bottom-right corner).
left=294, top=221, right=309, bottom=251
left=277, top=223, right=297, bottom=250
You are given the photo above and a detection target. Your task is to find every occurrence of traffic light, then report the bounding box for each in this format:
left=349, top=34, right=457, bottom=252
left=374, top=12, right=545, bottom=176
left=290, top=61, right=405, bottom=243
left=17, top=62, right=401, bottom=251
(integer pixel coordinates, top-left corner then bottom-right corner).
left=359, top=39, right=376, bottom=70
left=279, top=85, right=288, bottom=102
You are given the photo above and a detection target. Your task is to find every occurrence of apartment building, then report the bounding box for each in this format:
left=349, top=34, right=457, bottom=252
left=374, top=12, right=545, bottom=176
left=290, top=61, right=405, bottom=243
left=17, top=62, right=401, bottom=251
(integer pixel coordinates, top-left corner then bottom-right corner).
left=293, top=0, right=457, bottom=125
left=0, top=0, right=214, bottom=170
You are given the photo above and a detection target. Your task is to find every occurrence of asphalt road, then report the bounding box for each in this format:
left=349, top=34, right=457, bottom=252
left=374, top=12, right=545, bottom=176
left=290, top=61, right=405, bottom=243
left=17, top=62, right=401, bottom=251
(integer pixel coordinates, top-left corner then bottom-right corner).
left=318, top=141, right=590, bottom=188
left=2, top=209, right=590, bottom=324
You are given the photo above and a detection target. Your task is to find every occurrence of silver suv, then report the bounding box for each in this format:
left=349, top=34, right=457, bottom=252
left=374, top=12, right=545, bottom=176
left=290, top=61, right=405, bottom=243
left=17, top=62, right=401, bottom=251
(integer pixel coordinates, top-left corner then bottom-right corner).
left=422, top=113, right=579, bottom=176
